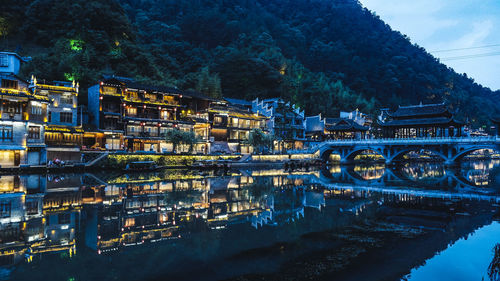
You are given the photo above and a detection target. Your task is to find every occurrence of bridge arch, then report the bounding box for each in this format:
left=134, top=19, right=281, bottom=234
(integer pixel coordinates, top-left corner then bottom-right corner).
left=388, top=148, right=448, bottom=164
left=343, top=148, right=386, bottom=162
left=451, top=146, right=500, bottom=162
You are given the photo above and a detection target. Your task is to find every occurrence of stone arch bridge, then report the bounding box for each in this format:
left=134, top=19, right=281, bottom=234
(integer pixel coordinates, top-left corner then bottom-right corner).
left=313, top=137, right=500, bottom=165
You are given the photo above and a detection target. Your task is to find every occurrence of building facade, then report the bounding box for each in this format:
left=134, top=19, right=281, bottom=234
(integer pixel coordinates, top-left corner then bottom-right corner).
left=379, top=103, right=465, bottom=138
left=305, top=113, right=369, bottom=141
left=324, top=118, right=369, bottom=140
left=88, top=77, right=212, bottom=153
left=208, top=102, right=268, bottom=153
left=0, top=52, right=48, bottom=167
left=252, top=98, right=305, bottom=151
left=30, top=78, right=82, bottom=162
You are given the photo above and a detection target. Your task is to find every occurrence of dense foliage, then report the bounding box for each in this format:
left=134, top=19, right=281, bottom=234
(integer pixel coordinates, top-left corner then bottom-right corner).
left=1, top=0, right=499, bottom=124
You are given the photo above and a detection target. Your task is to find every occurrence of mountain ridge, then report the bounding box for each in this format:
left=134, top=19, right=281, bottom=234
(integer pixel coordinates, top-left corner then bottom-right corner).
left=1, top=0, right=498, bottom=125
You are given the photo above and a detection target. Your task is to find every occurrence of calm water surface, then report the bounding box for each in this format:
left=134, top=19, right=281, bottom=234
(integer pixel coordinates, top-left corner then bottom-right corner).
left=0, top=160, right=499, bottom=281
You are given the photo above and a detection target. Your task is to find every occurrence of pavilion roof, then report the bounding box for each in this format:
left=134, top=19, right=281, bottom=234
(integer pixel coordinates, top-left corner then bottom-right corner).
left=380, top=117, right=464, bottom=127
left=389, top=103, right=450, bottom=118
left=325, top=118, right=369, bottom=131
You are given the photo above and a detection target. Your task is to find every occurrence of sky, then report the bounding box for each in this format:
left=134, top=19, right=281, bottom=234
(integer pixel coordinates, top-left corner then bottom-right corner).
left=360, top=0, right=500, bottom=91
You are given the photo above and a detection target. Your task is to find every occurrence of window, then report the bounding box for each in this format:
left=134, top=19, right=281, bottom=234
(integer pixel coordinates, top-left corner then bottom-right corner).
left=60, top=95, right=73, bottom=105
left=60, top=112, right=73, bottom=123
left=144, top=93, right=156, bottom=101
left=58, top=213, right=71, bottom=224
left=1, top=79, right=18, bottom=89
left=26, top=200, right=39, bottom=215
left=161, top=110, right=171, bottom=120
left=48, top=111, right=52, bottom=122
left=28, top=126, right=40, bottom=139
left=0, top=125, right=13, bottom=141
left=214, top=116, right=223, bottom=124
left=102, top=86, right=118, bottom=95
left=4, top=101, right=20, bottom=114
left=31, top=104, right=42, bottom=115
left=0, top=202, right=11, bottom=218
left=0, top=54, right=8, bottom=67
left=126, top=107, right=137, bottom=116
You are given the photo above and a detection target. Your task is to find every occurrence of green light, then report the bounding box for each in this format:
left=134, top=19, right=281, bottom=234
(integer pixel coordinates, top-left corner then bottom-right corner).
left=69, top=39, right=84, bottom=51
left=64, top=73, right=76, bottom=81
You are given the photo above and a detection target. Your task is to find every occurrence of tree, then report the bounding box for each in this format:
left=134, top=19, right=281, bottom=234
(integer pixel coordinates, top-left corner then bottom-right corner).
left=246, top=129, right=274, bottom=154
left=164, top=129, right=200, bottom=154
left=489, top=243, right=500, bottom=281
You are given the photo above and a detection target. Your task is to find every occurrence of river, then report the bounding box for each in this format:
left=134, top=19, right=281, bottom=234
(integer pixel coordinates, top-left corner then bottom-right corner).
left=1, top=160, right=499, bottom=281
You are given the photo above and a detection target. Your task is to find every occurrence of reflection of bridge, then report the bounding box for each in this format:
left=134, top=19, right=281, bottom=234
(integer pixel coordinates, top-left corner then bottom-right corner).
left=314, top=137, right=500, bottom=165
left=293, top=167, right=500, bottom=204
left=320, top=166, right=481, bottom=190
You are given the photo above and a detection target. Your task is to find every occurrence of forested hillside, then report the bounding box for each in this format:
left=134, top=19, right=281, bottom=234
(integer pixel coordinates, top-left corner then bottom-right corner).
left=1, top=0, right=499, bottom=125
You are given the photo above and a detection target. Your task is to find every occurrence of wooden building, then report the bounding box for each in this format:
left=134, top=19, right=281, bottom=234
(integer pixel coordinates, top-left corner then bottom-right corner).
left=88, top=77, right=213, bottom=153
left=208, top=103, right=268, bottom=153
left=0, top=52, right=49, bottom=167
left=30, top=78, right=83, bottom=161
left=324, top=118, right=369, bottom=140
left=380, top=103, right=464, bottom=138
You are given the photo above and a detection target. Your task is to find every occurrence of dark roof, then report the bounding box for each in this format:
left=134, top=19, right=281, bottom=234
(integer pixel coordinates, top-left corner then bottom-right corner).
left=389, top=103, right=450, bottom=118
left=101, top=76, right=182, bottom=95
left=491, top=116, right=500, bottom=123
left=380, top=117, right=464, bottom=127
left=224, top=98, right=252, bottom=106
left=125, top=81, right=183, bottom=95
left=209, top=105, right=266, bottom=120
left=324, top=118, right=369, bottom=131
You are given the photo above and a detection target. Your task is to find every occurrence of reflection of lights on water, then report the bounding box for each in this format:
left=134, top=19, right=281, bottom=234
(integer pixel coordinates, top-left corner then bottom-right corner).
left=401, top=163, right=446, bottom=180
left=354, top=165, right=385, bottom=180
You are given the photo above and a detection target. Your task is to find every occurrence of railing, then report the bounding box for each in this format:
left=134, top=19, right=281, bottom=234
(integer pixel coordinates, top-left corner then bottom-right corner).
left=318, top=136, right=498, bottom=145
left=299, top=136, right=499, bottom=153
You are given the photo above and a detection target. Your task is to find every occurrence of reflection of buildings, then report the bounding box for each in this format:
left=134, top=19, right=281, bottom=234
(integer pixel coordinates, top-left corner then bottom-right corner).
left=0, top=174, right=81, bottom=267
left=2, top=163, right=499, bottom=271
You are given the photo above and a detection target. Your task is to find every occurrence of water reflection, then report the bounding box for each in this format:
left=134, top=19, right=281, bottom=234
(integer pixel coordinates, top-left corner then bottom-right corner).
left=0, top=160, right=499, bottom=280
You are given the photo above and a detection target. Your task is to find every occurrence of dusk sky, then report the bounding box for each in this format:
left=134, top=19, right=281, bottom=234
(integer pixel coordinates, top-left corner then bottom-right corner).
left=361, top=0, right=500, bottom=91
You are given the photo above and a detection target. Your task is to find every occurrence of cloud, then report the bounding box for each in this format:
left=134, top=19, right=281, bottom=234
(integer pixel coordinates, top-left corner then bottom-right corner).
left=359, top=0, right=500, bottom=90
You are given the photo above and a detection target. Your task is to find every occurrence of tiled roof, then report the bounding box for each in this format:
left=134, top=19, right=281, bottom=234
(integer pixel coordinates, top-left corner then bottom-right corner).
left=325, top=118, right=369, bottom=131
left=380, top=117, right=464, bottom=127
left=389, top=103, right=450, bottom=118
left=305, top=115, right=324, bottom=132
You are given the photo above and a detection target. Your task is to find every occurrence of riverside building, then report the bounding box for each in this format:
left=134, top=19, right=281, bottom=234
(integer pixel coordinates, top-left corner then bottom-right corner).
left=30, top=78, right=83, bottom=162
left=0, top=52, right=48, bottom=167
left=379, top=103, right=465, bottom=138
left=252, top=98, right=306, bottom=151
left=88, top=76, right=212, bottom=153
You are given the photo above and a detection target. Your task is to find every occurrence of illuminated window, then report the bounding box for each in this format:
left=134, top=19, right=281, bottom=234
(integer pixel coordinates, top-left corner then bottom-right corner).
left=31, top=104, right=42, bottom=115
left=214, top=116, right=223, bottom=124
left=127, top=107, right=137, bottom=116
left=60, top=95, right=73, bottom=105
left=124, top=218, right=135, bottom=227
left=28, top=126, right=40, bottom=139
left=0, top=125, right=13, bottom=141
